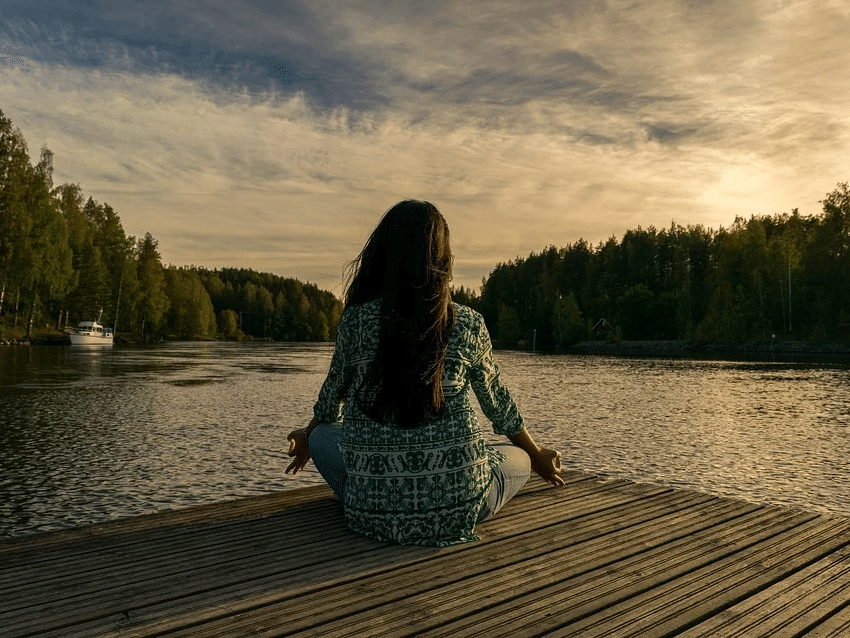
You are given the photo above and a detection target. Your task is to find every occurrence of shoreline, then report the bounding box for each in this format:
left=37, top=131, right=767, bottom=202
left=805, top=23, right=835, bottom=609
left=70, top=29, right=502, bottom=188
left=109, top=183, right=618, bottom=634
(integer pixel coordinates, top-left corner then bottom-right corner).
left=570, top=339, right=850, bottom=357
left=4, top=335, right=850, bottom=359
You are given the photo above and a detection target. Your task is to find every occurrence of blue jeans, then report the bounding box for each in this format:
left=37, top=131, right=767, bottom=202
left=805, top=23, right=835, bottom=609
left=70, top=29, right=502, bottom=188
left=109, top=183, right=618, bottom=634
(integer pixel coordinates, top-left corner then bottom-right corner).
left=308, top=422, right=531, bottom=523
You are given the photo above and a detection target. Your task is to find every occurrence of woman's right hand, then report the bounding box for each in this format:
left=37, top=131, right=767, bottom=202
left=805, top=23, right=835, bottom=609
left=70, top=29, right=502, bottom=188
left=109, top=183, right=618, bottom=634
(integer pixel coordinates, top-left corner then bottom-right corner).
left=285, top=428, right=311, bottom=475
left=530, top=447, right=565, bottom=487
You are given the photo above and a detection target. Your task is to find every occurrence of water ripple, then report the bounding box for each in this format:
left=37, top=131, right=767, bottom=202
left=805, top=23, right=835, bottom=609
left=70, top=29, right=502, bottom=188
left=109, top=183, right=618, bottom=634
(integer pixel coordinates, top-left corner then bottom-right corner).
left=1, top=344, right=849, bottom=536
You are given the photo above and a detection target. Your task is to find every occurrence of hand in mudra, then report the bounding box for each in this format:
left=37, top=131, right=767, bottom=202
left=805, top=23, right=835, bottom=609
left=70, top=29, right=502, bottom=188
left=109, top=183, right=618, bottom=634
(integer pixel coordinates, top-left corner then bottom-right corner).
left=530, top=447, right=565, bottom=486
left=285, top=428, right=311, bottom=475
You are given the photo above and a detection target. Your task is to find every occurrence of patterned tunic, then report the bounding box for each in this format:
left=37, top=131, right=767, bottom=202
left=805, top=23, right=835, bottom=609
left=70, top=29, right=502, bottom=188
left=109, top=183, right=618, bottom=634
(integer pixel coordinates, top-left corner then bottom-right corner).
left=312, top=300, right=525, bottom=546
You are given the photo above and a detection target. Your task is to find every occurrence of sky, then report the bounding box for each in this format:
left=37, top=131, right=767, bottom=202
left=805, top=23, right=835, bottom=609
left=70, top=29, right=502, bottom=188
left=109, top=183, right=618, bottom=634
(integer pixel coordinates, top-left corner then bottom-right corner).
left=1, top=0, right=848, bottom=295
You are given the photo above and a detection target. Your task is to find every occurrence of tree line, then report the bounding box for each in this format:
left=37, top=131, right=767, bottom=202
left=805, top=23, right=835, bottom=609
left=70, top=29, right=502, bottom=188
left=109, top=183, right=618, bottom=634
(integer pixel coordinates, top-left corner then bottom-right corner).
left=4, top=107, right=848, bottom=347
left=0, top=108, right=342, bottom=342
left=454, top=183, right=850, bottom=349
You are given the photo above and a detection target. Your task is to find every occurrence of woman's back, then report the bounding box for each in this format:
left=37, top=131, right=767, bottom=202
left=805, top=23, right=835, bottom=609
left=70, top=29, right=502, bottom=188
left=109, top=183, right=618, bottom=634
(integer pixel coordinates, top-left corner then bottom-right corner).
left=313, top=300, right=525, bottom=546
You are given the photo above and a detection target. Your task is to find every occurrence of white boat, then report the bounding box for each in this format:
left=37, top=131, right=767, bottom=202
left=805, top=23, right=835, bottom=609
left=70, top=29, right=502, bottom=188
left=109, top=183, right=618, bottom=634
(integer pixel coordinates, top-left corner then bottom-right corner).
left=69, top=320, right=114, bottom=346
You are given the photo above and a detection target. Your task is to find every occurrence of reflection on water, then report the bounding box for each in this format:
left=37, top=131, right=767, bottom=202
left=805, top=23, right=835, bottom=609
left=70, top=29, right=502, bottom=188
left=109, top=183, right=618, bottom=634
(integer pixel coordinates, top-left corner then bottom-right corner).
left=1, top=343, right=849, bottom=536
left=501, top=354, right=850, bottom=521
left=0, top=343, right=333, bottom=537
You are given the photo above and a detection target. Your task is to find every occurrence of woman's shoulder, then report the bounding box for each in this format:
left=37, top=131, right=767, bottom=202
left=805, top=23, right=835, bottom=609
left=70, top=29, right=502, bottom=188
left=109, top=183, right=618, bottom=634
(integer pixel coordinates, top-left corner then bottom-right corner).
left=337, top=299, right=381, bottom=336
left=342, top=298, right=381, bottom=319
left=452, top=303, right=485, bottom=327
left=450, top=304, right=490, bottom=351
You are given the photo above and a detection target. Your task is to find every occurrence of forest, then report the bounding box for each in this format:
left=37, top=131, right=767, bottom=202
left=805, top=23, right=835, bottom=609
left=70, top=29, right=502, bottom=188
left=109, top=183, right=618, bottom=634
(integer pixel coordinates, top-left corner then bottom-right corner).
left=2, top=107, right=848, bottom=347
left=0, top=109, right=341, bottom=343
left=458, top=182, right=850, bottom=349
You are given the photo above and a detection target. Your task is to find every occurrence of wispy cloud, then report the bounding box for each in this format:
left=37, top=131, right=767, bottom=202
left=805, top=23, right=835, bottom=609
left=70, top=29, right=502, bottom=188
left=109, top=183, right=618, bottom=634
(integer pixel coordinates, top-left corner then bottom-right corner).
left=1, top=0, right=848, bottom=292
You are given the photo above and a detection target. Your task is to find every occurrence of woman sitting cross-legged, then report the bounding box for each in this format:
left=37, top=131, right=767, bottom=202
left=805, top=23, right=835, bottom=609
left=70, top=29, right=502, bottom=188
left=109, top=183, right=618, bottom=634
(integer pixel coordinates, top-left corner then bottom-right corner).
left=286, top=199, right=564, bottom=547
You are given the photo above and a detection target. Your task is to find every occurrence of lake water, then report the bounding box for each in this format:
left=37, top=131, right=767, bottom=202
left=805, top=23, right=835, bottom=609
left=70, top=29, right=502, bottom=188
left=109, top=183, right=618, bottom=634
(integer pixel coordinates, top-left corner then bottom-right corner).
left=1, top=343, right=849, bottom=537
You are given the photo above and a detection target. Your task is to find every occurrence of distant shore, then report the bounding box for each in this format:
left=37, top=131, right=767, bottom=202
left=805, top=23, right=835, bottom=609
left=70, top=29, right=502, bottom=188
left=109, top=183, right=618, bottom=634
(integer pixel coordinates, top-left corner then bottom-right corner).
left=4, top=335, right=850, bottom=358
left=570, top=339, right=850, bottom=357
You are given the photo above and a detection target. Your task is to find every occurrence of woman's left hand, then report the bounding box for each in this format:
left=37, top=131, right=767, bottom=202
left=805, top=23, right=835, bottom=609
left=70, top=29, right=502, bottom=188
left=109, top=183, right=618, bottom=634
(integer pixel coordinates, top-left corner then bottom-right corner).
left=285, top=428, right=311, bottom=475
left=530, top=447, right=565, bottom=487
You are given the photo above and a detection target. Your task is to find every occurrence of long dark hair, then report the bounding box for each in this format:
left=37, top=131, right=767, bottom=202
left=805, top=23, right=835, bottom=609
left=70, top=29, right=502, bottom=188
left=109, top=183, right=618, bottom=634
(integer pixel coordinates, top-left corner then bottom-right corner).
left=344, top=200, right=457, bottom=428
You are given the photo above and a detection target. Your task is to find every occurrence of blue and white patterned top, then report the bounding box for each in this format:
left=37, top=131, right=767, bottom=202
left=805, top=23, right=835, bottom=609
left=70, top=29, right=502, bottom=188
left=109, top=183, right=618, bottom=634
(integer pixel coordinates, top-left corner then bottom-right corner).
left=313, top=300, right=525, bottom=546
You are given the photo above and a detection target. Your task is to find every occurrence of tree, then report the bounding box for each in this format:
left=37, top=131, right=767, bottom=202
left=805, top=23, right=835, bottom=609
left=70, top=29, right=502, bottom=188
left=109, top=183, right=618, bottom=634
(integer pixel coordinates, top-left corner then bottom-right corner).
left=0, top=112, right=34, bottom=318
left=19, top=148, right=74, bottom=337
left=219, top=309, right=242, bottom=340
left=766, top=210, right=804, bottom=335
left=814, top=183, right=850, bottom=334
left=618, top=284, right=654, bottom=340
left=165, top=267, right=217, bottom=339
left=497, top=303, right=522, bottom=347
left=93, top=202, right=133, bottom=330
left=554, top=293, right=585, bottom=346
left=135, top=233, right=170, bottom=341
left=54, top=183, right=86, bottom=326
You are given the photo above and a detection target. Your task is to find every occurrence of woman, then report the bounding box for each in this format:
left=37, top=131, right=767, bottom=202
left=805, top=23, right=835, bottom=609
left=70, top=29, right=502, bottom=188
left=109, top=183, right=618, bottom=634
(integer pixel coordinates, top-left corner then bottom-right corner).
left=286, top=200, right=563, bottom=546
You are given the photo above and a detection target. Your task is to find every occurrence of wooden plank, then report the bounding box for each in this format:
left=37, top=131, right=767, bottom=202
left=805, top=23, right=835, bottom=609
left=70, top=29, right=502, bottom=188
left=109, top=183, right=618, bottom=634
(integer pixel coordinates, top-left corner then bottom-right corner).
left=0, top=505, right=347, bottom=593
left=3, top=474, right=850, bottom=638
left=5, top=479, right=676, bottom=638
left=2, top=527, right=372, bottom=636
left=0, top=506, right=353, bottom=610
left=407, top=507, right=818, bottom=638
left=277, top=499, right=760, bottom=638
left=145, top=494, right=758, bottom=638
left=545, top=517, right=850, bottom=637
left=49, top=481, right=677, bottom=638
left=805, top=604, right=850, bottom=638
left=677, top=543, right=850, bottom=637
left=0, top=485, right=333, bottom=559
left=41, top=543, right=433, bottom=638
left=0, top=476, right=612, bottom=604
left=0, top=491, right=340, bottom=563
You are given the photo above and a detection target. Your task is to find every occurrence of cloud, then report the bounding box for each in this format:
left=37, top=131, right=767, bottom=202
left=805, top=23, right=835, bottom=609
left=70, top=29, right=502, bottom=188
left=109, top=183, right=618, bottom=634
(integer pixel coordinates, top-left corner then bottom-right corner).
left=1, top=0, right=848, bottom=293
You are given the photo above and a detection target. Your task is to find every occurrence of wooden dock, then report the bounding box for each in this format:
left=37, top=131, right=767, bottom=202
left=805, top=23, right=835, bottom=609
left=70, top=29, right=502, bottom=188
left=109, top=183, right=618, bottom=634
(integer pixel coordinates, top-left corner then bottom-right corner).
left=2, top=471, right=850, bottom=637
